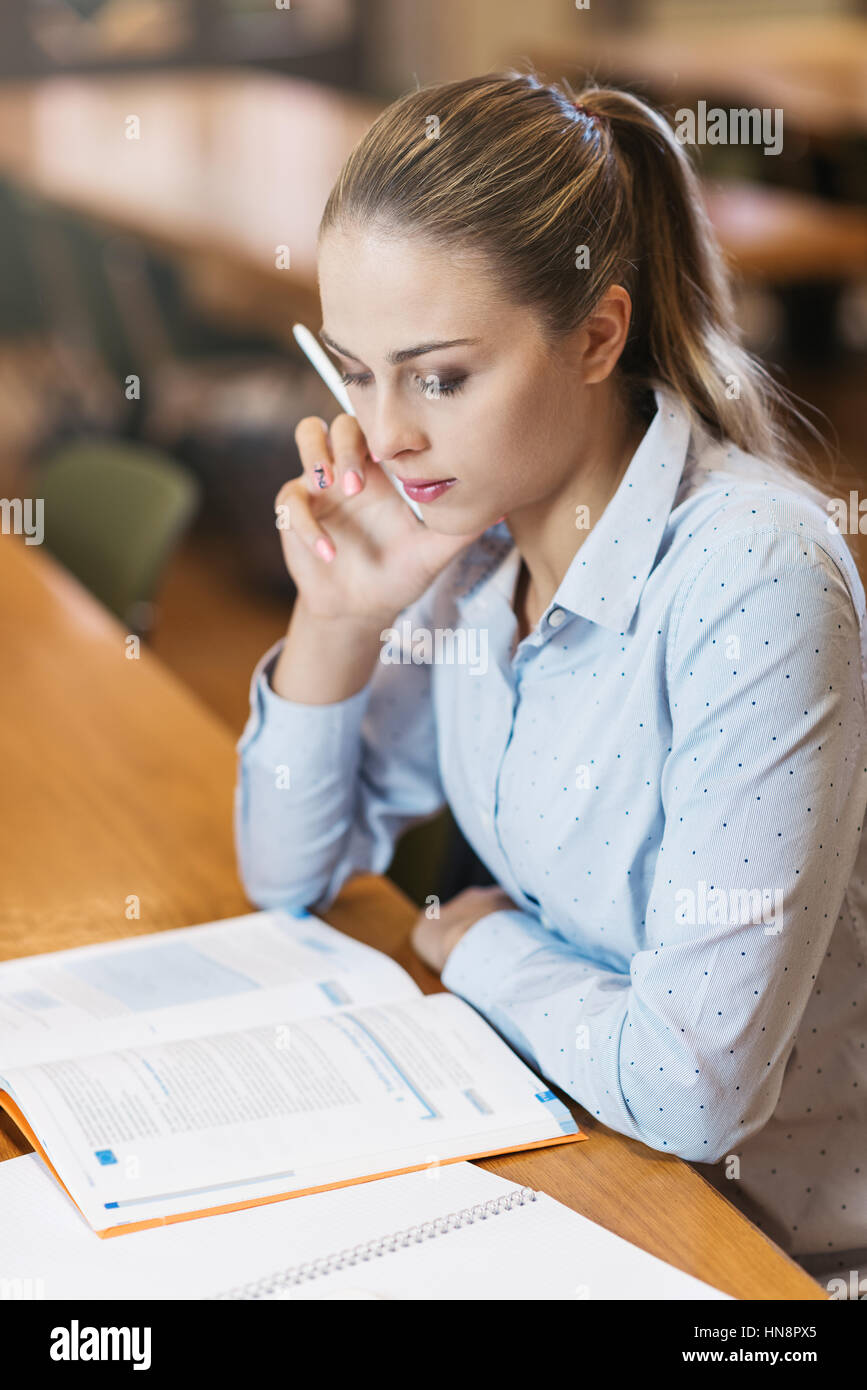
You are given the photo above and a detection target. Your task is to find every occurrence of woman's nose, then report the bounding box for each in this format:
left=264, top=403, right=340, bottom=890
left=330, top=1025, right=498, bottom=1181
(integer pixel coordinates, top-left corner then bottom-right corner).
left=367, top=429, right=425, bottom=466
left=365, top=391, right=427, bottom=465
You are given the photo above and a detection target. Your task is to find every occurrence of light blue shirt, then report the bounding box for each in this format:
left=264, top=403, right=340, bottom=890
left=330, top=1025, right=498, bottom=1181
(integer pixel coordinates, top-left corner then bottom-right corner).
left=234, top=384, right=867, bottom=1278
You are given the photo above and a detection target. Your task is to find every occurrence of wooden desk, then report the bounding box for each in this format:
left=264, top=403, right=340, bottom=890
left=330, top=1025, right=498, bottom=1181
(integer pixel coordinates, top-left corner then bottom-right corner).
left=0, top=534, right=824, bottom=1300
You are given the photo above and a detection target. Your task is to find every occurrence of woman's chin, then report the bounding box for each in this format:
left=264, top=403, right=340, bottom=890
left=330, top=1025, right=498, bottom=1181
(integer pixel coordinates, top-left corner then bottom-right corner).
left=419, top=502, right=508, bottom=537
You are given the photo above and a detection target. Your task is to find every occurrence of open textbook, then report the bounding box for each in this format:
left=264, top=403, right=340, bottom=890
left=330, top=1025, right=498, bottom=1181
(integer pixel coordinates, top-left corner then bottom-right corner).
left=0, top=1151, right=731, bottom=1300
left=0, top=910, right=583, bottom=1237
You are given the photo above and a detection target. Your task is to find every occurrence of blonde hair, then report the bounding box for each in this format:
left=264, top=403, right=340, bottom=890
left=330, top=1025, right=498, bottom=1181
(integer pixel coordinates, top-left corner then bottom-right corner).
left=320, top=68, right=839, bottom=505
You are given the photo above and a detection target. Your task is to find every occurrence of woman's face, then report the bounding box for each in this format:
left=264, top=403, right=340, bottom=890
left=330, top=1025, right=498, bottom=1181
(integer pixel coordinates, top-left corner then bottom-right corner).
left=317, top=222, right=609, bottom=535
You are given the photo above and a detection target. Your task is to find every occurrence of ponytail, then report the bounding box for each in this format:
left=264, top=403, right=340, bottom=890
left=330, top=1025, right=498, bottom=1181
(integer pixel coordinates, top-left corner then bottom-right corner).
left=569, top=80, right=833, bottom=496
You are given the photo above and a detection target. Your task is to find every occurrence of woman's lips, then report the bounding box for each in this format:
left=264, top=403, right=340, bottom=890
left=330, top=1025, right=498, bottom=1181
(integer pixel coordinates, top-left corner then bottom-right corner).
left=395, top=476, right=458, bottom=503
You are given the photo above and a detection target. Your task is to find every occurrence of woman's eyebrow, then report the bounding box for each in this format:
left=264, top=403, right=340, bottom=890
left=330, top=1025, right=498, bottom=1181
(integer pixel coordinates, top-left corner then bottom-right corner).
left=318, top=329, right=480, bottom=365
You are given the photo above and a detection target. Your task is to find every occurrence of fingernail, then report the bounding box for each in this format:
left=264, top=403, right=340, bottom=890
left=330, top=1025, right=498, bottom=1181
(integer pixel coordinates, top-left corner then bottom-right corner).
left=315, top=537, right=335, bottom=562
left=369, top=450, right=381, bottom=462
left=342, top=470, right=362, bottom=496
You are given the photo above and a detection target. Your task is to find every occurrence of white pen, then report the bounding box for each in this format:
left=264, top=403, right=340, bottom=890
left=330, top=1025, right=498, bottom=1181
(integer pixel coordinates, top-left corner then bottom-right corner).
left=292, top=322, right=425, bottom=523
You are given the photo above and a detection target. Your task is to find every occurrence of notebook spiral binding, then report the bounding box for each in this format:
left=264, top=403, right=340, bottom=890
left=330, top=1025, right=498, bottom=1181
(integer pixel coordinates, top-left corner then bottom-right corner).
left=214, top=1185, right=539, bottom=1300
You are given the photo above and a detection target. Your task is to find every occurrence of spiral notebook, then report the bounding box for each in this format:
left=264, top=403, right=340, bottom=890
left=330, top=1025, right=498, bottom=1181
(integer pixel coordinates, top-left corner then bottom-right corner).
left=214, top=1180, right=733, bottom=1302
left=215, top=1183, right=547, bottom=1299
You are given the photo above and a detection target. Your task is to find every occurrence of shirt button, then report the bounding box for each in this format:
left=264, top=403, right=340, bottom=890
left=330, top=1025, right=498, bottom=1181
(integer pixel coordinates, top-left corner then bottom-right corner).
left=547, top=608, right=566, bottom=628
left=480, top=808, right=492, bottom=827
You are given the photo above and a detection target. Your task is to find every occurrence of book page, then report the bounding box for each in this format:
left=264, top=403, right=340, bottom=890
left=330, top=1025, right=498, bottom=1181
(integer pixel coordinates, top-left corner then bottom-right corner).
left=0, top=993, right=579, bottom=1233
left=0, top=910, right=419, bottom=1069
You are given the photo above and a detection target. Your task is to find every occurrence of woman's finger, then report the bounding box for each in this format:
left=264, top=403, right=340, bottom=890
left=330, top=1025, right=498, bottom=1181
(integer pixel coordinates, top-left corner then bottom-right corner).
left=328, top=413, right=368, bottom=498
left=274, top=477, right=336, bottom=563
left=294, top=415, right=335, bottom=493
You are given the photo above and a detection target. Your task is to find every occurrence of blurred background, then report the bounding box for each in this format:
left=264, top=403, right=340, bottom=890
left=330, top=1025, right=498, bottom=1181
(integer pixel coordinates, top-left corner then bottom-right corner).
left=1, top=0, right=865, bottom=904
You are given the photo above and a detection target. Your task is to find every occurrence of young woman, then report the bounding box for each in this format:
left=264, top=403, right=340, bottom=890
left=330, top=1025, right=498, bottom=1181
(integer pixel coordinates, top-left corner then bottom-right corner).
left=234, top=73, right=867, bottom=1294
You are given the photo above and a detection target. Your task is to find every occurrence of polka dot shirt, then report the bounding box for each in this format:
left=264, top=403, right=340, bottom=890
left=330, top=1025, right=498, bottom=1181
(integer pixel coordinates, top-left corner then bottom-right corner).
left=236, top=385, right=867, bottom=1289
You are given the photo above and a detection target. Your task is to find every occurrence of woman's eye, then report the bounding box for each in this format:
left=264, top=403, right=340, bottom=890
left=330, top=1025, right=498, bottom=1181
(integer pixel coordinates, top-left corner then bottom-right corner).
left=414, top=373, right=466, bottom=399
left=338, top=370, right=467, bottom=398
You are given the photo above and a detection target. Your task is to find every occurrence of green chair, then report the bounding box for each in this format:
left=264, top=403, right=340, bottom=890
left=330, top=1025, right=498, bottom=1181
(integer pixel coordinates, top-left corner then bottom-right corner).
left=33, top=436, right=201, bottom=635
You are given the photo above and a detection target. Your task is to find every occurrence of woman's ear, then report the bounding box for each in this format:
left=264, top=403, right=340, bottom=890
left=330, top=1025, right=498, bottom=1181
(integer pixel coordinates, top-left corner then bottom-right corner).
left=578, top=285, right=634, bottom=385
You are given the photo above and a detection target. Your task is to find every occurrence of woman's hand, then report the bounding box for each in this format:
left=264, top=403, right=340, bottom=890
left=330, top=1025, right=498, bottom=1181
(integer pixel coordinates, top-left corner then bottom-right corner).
left=276, top=413, right=488, bottom=627
left=410, top=884, right=517, bottom=975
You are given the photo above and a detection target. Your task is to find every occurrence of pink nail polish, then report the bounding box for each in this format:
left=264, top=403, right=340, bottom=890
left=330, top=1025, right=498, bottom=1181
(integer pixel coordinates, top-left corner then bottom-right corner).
left=315, top=537, right=335, bottom=562
left=342, top=470, right=362, bottom=496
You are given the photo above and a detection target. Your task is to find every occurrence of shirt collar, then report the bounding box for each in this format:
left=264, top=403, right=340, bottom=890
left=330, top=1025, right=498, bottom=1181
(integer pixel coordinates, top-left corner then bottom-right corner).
left=455, top=384, right=694, bottom=635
